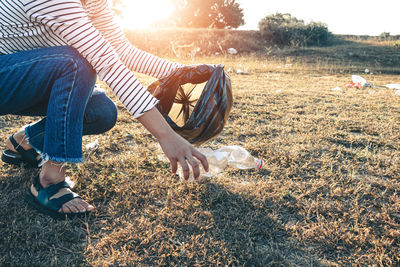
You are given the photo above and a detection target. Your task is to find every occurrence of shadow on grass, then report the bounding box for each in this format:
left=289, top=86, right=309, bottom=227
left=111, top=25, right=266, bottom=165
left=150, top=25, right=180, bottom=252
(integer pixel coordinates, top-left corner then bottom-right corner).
left=0, top=167, right=88, bottom=266
left=163, top=182, right=322, bottom=266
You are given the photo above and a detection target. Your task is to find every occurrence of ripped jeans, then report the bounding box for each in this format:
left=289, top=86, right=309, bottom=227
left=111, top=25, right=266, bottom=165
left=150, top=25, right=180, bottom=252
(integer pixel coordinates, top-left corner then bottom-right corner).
left=0, top=46, right=118, bottom=163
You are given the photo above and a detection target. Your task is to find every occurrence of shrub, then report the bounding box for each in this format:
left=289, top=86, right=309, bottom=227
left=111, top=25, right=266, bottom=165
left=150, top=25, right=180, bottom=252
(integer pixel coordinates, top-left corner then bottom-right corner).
left=380, top=32, right=390, bottom=40
left=394, top=40, right=400, bottom=49
left=258, top=13, right=333, bottom=47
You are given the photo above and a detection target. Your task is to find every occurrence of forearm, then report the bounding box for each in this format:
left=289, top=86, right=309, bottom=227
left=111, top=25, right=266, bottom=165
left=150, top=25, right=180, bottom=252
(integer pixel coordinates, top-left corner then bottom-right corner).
left=137, top=106, right=175, bottom=141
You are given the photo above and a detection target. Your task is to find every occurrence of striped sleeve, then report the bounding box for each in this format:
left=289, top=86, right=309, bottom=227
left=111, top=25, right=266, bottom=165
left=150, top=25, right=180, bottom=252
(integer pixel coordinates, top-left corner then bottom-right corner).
left=87, top=0, right=183, bottom=79
left=23, top=0, right=158, bottom=118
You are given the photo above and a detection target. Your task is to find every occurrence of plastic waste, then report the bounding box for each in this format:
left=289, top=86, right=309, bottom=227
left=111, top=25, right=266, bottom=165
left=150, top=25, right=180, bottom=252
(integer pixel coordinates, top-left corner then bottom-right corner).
left=176, top=145, right=264, bottom=182
left=236, top=69, right=248, bottom=75
left=147, top=64, right=233, bottom=145
left=352, top=75, right=367, bottom=86
left=86, top=139, right=99, bottom=151
left=65, top=177, right=75, bottom=188
left=332, top=87, right=343, bottom=91
left=227, top=48, right=238, bottom=55
left=386, top=84, right=400, bottom=90
left=345, top=82, right=362, bottom=89
left=347, top=75, right=373, bottom=88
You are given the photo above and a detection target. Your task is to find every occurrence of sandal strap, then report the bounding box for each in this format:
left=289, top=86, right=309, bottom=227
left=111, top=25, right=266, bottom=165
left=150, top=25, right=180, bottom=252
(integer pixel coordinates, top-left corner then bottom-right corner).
left=48, top=193, right=81, bottom=211
left=32, top=175, right=43, bottom=192
left=33, top=175, right=71, bottom=197
left=44, top=181, right=71, bottom=197
left=32, top=175, right=79, bottom=212
left=9, top=135, right=40, bottom=166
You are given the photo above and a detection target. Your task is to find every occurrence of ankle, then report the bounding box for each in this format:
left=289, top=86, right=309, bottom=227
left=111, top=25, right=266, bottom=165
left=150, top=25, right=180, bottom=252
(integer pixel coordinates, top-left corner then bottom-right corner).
left=9, top=129, right=31, bottom=150
left=40, top=161, right=66, bottom=187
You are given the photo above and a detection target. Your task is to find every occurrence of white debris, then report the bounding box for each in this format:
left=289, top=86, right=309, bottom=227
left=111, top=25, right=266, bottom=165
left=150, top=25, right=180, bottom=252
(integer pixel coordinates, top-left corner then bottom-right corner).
left=365, top=69, right=370, bottom=74
left=65, top=177, right=75, bottom=188
left=227, top=48, right=238, bottom=55
left=332, top=87, right=343, bottom=91
left=215, top=52, right=220, bottom=56
left=236, top=69, right=248, bottom=75
left=276, top=89, right=282, bottom=93
left=226, top=67, right=233, bottom=73
left=94, top=83, right=106, bottom=93
left=86, top=139, right=99, bottom=151
left=352, top=75, right=367, bottom=86
left=386, top=84, right=400, bottom=90
left=395, top=90, right=400, bottom=96
left=352, top=75, right=373, bottom=88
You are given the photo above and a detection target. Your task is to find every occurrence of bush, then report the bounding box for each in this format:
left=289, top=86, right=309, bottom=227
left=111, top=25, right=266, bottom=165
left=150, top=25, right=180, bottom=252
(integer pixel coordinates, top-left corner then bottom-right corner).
left=394, top=40, right=400, bottom=49
left=258, top=13, right=333, bottom=47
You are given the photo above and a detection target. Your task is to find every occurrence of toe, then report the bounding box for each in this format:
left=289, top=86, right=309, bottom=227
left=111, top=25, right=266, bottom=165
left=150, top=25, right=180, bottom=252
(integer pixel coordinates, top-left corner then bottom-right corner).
left=62, top=205, right=72, bottom=214
left=65, top=202, right=79, bottom=213
left=76, top=203, right=87, bottom=213
left=81, top=201, right=95, bottom=211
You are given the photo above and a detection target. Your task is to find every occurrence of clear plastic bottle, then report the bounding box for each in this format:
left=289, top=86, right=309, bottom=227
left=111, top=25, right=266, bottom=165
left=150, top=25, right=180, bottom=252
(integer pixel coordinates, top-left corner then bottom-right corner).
left=177, top=145, right=264, bottom=181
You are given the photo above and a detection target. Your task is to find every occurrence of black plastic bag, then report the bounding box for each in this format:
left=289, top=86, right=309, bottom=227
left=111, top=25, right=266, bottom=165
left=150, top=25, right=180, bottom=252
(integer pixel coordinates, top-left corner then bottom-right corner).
left=147, top=64, right=233, bottom=145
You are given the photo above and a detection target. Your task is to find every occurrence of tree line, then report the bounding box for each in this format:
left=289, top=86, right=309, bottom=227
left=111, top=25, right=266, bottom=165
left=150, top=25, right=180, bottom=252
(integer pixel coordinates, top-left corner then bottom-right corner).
left=112, top=0, right=245, bottom=29
left=112, top=0, right=333, bottom=47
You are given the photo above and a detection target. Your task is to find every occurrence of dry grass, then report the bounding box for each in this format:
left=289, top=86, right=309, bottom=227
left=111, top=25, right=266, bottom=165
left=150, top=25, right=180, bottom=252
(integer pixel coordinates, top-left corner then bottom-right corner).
left=1, top=40, right=400, bottom=266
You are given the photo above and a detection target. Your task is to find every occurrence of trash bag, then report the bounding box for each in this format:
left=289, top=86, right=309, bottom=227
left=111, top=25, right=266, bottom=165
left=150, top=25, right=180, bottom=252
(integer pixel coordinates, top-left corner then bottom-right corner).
left=147, top=64, right=233, bottom=145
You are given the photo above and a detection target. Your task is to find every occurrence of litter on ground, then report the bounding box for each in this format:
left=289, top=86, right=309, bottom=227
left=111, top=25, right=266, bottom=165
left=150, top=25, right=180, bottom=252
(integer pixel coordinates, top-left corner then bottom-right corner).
left=345, top=75, right=373, bottom=88
left=386, top=84, right=400, bottom=90
left=227, top=48, right=238, bottom=55
left=236, top=69, right=249, bottom=75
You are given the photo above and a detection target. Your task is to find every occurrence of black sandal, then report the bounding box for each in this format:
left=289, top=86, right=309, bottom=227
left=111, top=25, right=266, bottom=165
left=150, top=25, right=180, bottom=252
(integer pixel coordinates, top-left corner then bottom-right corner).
left=25, top=175, right=91, bottom=220
left=1, top=134, right=41, bottom=168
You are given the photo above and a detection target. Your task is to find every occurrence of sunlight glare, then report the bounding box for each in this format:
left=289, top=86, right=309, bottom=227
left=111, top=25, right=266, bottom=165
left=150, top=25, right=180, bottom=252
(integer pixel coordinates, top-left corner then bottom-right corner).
left=119, top=0, right=174, bottom=29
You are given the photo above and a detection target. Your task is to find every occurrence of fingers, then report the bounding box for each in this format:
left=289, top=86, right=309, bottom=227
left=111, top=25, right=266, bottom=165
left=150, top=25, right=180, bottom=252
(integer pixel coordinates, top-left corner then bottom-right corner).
left=171, top=149, right=208, bottom=181
left=186, top=155, right=200, bottom=180
left=178, top=156, right=190, bottom=180
left=169, top=157, right=178, bottom=174
left=192, top=149, right=209, bottom=172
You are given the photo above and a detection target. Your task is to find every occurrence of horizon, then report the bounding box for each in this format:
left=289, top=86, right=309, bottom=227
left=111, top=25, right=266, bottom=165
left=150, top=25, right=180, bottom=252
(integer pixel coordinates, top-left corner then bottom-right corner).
left=118, top=0, right=400, bottom=36
left=237, top=0, right=400, bottom=36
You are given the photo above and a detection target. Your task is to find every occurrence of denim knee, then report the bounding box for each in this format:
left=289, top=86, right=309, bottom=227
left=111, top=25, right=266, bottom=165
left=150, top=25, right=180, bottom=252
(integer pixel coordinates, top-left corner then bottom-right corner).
left=83, top=90, right=118, bottom=135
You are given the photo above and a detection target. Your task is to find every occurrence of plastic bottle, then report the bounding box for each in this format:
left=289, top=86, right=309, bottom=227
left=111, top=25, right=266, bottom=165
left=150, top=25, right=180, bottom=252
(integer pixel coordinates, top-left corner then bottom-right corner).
left=177, top=145, right=264, bottom=181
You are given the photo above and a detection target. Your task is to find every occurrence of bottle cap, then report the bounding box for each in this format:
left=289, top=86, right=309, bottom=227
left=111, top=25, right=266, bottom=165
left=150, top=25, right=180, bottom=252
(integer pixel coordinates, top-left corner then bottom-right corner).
left=256, top=159, right=264, bottom=169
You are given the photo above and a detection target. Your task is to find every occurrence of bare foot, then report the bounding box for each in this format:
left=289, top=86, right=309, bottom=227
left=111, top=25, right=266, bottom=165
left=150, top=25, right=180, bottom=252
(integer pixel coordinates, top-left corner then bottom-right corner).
left=30, top=161, right=95, bottom=214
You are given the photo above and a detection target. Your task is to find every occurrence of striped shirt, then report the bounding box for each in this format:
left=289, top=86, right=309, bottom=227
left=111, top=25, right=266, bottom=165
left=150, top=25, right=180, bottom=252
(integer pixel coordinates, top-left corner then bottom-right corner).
left=0, top=0, right=181, bottom=118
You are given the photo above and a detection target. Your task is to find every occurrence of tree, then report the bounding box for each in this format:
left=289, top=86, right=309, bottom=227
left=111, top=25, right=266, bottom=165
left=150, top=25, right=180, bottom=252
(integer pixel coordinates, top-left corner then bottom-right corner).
left=171, top=0, right=244, bottom=29
left=259, top=13, right=332, bottom=47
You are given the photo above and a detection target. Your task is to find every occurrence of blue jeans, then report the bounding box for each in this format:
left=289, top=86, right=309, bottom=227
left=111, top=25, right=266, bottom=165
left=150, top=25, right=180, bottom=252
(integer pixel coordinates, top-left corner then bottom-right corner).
left=0, top=46, right=118, bottom=163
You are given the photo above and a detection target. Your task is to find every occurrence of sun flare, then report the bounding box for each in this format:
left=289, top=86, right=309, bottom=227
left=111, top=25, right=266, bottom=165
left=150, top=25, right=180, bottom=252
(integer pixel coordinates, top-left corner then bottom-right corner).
left=119, top=0, right=174, bottom=29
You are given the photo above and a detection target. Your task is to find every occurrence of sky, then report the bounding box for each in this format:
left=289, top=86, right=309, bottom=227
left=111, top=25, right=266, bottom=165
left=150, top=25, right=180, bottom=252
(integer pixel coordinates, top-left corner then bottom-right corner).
left=119, top=0, right=400, bottom=36
left=236, top=0, right=400, bottom=35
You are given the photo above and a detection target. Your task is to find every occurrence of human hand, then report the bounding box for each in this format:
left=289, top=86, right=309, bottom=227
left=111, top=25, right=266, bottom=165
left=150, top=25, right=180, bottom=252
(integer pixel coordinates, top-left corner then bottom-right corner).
left=137, top=106, right=208, bottom=181
left=158, top=132, right=209, bottom=181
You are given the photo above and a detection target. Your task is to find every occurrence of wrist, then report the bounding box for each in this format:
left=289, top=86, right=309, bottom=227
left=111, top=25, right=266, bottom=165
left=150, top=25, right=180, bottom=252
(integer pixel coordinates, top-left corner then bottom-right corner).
left=137, top=106, right=176, bottom=141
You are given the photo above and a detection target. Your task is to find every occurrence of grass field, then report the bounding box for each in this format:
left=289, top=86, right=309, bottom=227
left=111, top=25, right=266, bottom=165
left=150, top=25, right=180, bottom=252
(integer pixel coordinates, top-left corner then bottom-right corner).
left=1, top=39, right=400, bottom=266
